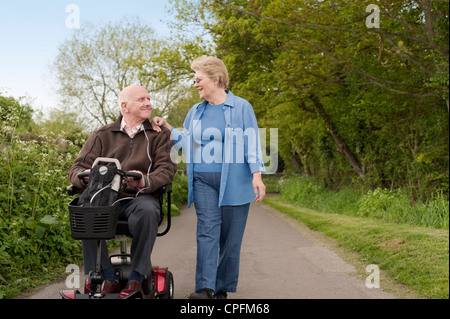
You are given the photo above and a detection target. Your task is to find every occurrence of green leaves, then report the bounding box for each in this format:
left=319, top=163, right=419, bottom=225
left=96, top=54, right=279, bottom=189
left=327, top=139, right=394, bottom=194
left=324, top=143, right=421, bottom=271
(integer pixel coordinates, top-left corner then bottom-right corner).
left=170, top=0, right=449, bottom=200
left=26, top=215, right=58, bottom=240
left=0, top=95, right=84, bottom=298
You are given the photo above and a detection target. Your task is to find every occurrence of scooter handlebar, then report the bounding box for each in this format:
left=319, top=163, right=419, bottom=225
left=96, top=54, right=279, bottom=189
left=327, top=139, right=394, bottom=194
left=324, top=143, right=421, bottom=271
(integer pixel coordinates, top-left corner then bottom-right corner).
left=77, top=171, right=90, bottom=180
left=76, top=170, right=142, bottom=180
left=125, top=172, right=142, bottom=180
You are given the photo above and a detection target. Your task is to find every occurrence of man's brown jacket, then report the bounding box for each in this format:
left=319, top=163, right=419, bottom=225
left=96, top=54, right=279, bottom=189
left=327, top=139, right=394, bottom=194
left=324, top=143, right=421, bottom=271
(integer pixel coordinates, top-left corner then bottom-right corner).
left=68, top=116, right=177, bottom=198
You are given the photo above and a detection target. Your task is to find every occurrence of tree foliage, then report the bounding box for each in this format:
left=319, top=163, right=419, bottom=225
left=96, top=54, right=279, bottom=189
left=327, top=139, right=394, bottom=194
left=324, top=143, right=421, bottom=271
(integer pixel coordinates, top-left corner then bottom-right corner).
left=170, top=0, right=449, bottom=200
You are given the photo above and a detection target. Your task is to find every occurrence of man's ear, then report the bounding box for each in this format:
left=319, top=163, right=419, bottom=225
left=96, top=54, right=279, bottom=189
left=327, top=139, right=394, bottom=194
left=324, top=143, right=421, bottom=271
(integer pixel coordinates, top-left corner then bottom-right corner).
left=121, top=101, right=128, bottom=113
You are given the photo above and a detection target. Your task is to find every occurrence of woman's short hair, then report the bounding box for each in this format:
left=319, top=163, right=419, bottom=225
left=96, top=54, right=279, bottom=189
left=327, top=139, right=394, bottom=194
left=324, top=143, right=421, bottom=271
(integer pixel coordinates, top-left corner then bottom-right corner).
left=191, top=55, right=229, bottom=89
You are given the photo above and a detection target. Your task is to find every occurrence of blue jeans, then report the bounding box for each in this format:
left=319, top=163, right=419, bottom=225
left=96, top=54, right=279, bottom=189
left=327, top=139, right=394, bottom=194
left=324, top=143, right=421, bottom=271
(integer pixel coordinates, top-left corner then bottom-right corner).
left=193, top=172, right=250, bottom=293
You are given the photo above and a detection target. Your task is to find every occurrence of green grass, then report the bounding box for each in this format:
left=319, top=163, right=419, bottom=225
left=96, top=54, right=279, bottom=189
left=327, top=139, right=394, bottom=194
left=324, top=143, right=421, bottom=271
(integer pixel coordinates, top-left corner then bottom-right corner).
left=275, top=176, right=449, bottom=229
left=264, top=196, right=449, bottom=299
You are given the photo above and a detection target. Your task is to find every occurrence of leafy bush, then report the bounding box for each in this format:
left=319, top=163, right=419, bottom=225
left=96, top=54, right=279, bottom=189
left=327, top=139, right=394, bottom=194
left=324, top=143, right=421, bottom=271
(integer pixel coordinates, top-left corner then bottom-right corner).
left=170, top=172, right=188, bottom=215
left=1, top=102, right=85, bottom=298
left=280, top=176, right=449, bottom=229
left=358, top=188, right=449, bottom=229
left=279, top=175, right=361, bottom=215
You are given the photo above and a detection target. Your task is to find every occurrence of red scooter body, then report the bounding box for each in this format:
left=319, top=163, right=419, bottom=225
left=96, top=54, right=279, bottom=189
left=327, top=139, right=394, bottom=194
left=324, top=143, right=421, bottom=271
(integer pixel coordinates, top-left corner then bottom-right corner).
left=60, top=266, right=173, bottom=299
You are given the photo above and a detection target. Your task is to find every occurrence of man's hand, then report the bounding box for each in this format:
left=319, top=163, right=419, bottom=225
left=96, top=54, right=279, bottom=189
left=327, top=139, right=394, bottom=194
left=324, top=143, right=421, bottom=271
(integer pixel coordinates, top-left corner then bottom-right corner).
left=82, top=169, right=91, bottom=183
left=125, top=170, right=146, bottom=188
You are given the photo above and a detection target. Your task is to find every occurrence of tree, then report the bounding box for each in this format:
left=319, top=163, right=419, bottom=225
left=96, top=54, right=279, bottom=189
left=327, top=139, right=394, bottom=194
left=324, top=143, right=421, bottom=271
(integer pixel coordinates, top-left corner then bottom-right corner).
left=52, top=18, right=202, bottom=128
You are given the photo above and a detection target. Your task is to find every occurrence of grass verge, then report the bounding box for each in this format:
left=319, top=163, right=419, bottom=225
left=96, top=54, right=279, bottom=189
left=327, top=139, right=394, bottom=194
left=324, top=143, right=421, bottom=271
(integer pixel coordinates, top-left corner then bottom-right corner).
left=264, top=196, right=449, bottom=299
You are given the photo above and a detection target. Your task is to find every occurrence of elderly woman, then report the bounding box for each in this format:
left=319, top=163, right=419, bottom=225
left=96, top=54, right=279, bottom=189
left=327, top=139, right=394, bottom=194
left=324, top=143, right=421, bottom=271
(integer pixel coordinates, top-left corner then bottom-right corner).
left=152, top=56, right=266, bottom=299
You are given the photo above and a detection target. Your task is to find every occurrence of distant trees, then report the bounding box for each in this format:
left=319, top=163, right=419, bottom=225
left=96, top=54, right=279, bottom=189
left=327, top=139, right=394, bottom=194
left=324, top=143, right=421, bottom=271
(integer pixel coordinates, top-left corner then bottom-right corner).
left=52, top=18, right=206, bottom=127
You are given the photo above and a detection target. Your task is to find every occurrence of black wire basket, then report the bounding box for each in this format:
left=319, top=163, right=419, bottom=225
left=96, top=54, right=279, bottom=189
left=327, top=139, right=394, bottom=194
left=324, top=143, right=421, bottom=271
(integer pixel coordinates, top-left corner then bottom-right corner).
left=68, top=198, right=118, bottom=240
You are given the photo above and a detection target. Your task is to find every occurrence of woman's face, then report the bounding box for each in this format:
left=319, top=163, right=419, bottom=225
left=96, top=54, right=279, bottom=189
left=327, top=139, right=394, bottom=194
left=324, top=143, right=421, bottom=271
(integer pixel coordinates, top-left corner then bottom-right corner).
left=193, top=70, right=218, bottom=102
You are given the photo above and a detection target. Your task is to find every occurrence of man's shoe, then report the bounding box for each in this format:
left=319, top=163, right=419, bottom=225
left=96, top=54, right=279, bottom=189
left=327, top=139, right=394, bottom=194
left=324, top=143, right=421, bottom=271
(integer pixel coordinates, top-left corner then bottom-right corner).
left=124, top=280, right=144, bottom=297
left=101, top=280, right=120, bottom=295
left=189, top=288, right=214, bottom=299
left=214, top=291, right=228, bottom=299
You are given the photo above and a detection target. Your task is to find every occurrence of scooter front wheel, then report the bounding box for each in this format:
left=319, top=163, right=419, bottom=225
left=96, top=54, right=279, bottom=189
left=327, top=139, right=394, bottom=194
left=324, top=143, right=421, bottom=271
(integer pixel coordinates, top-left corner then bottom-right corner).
left=158, top=271, right=174, bottom=299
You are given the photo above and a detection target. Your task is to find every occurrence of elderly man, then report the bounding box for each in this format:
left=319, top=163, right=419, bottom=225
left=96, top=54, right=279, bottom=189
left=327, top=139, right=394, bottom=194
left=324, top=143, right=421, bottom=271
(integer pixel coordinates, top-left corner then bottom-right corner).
left=68, top=85, right=177, bottom=296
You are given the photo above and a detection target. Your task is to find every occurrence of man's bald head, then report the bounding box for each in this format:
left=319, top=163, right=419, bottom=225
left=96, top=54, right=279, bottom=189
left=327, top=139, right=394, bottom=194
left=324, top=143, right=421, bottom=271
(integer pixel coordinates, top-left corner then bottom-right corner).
left=118, top=85, right=153, bottom=126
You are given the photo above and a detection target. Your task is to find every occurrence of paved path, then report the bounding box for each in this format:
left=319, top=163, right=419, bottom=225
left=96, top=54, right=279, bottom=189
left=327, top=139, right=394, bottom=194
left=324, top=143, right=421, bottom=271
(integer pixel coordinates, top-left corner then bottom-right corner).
left=18, top=201, right=394, bottom=299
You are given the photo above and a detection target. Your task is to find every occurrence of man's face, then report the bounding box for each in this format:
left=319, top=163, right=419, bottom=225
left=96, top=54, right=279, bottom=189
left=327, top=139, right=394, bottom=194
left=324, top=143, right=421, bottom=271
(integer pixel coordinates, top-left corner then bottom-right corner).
left=122, top=86, right=152, bottom=123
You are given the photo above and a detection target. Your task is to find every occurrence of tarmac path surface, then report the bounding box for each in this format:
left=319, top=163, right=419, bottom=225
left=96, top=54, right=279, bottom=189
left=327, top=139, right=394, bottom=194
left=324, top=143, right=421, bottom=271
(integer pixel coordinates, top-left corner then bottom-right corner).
left=18, top=201, right=394, bottom=299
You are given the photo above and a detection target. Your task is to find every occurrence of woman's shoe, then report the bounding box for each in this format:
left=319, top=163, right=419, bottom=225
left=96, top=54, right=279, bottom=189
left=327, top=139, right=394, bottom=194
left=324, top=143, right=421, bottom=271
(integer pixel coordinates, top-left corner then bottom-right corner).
left=189, top=288, right=214, bottom=299
left=214, top=291, right=228, bottom=299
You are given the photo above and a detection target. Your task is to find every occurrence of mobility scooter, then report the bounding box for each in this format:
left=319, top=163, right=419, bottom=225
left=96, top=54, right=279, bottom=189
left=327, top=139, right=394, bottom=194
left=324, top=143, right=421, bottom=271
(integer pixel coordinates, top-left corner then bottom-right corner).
left=60, top=157, right=174, bottom=299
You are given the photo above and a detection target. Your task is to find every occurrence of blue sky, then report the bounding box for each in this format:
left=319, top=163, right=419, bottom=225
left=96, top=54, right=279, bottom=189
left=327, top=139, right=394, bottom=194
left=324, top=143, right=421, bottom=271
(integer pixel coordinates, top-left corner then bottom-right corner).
left=0, top=0, right=173, bottom=115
